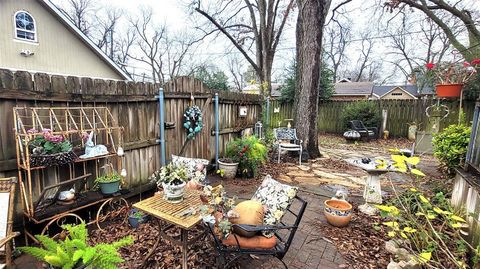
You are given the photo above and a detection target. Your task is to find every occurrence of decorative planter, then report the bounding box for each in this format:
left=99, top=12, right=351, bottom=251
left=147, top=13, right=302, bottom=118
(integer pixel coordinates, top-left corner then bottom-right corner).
left=218, top=159, right=239, bottom=179
left=324, top=199, right=353, bottom=227
left=435, top=83, right=463, bottom=98
left=98, top=180, right=120, bottom=195
left=30, top=150, right=77, bottom=167
left=128, top=209, right=149, bottom=228
left=162, top=181, right=186, bottom=203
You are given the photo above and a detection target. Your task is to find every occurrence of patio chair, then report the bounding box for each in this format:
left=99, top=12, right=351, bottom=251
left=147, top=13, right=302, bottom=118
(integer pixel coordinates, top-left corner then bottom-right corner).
left=274, top=128, right=303, bottom=165
left=205, top=189, right=307, bottom=268
left=348, top=120, right=378, bottom=141
left=0, top=177, right=20, bottom=269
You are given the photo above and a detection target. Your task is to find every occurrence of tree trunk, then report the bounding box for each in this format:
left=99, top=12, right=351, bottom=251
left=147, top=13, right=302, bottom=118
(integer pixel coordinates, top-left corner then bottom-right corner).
left=294, top=0, right=331, bottom=159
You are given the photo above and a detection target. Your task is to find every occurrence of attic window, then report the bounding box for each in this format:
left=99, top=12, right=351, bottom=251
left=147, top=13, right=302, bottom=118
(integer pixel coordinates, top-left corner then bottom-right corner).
left=391, top=93, right=403, bottom=96
left=14, top=11, right=36, bottom=42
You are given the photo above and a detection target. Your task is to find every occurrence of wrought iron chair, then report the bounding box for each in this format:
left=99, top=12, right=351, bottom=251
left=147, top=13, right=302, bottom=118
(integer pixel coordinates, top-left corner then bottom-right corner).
left=206, top=195, right=307, bottom=269
left=274, top=128, right=303, bottom=165
left=0, top=177, right=20, bottom=268
left=348, top=120, right=378, bottom=141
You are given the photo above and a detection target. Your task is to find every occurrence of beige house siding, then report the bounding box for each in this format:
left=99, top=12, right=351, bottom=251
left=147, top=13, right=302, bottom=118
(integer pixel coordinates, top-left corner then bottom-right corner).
left=0, top=0, right=123, bottom=80
left=331, top=95, right=369, bottom=101
left=381, top=88, right=416, bottom=100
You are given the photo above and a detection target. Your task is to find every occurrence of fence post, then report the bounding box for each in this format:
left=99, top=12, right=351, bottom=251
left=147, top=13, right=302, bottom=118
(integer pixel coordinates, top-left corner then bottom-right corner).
left=158, top=88, right=166, bottom=166
left=214, top=93, right=219, bottom=168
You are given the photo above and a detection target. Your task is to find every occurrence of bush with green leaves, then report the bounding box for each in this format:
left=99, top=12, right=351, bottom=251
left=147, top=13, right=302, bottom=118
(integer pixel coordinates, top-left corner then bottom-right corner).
left=19, top=222, right=133, bottom=269
left=225, top=136, right=268, bottom=177
left=341, top=101, right=381, bottom=130
left=432, top=124, right=470, bottom=173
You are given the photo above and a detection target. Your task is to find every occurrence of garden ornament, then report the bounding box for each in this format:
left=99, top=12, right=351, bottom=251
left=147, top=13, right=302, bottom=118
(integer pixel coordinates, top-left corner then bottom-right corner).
left=331, top=190, right=348, bottom=201
left=79, top=132, right=108, bottom=159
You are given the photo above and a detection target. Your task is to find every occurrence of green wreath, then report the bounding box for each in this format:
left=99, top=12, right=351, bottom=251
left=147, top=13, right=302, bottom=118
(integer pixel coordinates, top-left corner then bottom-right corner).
left=183, top=106, right=203, bottom=139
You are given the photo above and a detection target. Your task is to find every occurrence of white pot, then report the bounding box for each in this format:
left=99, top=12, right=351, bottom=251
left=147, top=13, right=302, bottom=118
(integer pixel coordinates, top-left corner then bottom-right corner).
left=162, top=181, right=186, bottom=203
left=218, top=159, right=239, bottom=179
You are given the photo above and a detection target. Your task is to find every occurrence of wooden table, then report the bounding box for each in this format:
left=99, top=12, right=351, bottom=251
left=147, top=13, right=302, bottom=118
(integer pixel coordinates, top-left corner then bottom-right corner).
left=133, top=189, right=206, bottom=269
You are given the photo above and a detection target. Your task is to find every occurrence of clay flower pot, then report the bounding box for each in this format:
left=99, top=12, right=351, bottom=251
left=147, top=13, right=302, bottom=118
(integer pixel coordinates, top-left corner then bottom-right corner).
left=435, top=83, right=463, bottom=98
left=324, top=199, right=353, bottom=227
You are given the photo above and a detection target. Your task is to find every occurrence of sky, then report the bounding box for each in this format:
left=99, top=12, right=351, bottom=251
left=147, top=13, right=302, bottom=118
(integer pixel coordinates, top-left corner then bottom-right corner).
left=50, top=0, right=479, bottom=86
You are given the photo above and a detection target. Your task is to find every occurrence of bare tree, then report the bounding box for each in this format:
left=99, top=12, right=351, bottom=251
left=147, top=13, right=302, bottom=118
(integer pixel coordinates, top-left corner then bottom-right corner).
left=294, top=0, right=332, bottom=158
left=192, top=0, right=296, bottom=95
left=60, top=0, right=94, bottom=35
left=323, top=17, right=352, bottom=81
left=227, top=56, right=246, bottom=91
left=95, top=8, right=123, bottom=58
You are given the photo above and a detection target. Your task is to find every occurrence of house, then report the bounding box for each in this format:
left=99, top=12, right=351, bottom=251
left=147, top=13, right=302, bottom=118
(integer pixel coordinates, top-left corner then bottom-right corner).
left=242, top=83, right=282, bottom=98
left=371, top=85, right=434, bottom=100
left=331, top=80, right=374, bottom=100
left=0, top=0, right=130, bottom=80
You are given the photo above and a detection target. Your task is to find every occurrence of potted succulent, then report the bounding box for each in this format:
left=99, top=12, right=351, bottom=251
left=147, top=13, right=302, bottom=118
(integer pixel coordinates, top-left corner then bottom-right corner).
left=27, top=128, right=76, bottom=167
left=323, top=199, right=353, bottom=227
left=128, top=208, right=149, bottom=228
left=18, top=222, right=133, bottom=269
left=150, top=163, right=188, bottom=203
left=424, top=58, right=480, bottom=98
left=94, top=164, right=122, bottom=195
left=224, top=136, right=268, bottom=178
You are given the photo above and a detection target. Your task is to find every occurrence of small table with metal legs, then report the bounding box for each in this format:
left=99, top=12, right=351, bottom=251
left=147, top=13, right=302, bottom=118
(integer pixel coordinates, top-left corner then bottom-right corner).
left=133, top=190, right=206, bottom=269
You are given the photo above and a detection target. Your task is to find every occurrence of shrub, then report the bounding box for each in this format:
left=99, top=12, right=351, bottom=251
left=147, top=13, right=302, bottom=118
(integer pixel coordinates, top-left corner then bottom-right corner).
left=341, top=101, right=381, bottom=130
left=225, top=136, right=268, bottom=177
left=432, top=124, right=470, bottom=173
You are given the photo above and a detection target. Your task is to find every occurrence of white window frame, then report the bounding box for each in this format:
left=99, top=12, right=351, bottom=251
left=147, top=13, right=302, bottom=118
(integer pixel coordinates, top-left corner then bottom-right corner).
left=13, top=10, right=37, bottom=43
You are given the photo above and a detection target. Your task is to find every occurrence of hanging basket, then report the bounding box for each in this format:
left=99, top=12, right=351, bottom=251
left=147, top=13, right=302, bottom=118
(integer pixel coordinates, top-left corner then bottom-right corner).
left=435, top=84, right=463, bottom=98
left=29, top=150, right=77, bottom=167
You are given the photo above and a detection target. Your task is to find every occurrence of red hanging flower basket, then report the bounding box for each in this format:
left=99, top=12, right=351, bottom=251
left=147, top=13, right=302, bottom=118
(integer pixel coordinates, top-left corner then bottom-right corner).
left=435, top=84, right=463, bottom=98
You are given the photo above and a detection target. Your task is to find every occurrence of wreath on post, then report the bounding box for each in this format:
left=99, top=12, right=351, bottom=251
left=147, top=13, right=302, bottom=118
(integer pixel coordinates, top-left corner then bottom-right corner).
left=183, top=106, right=203, bottom=140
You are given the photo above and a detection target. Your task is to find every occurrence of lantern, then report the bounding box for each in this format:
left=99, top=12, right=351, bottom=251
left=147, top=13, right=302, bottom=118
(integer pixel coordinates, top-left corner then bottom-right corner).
left=255, top=121, right=263, bottom=139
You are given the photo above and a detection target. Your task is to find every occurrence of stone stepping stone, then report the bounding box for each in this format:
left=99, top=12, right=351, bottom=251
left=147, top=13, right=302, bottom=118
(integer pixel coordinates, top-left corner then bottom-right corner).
left=287, top=171, right=314, bottom=177
left=312, top=170, right=343, bottom=179
left=297, top=165, right=311, bottom=171
left=277, top=175, right=293, bottom=183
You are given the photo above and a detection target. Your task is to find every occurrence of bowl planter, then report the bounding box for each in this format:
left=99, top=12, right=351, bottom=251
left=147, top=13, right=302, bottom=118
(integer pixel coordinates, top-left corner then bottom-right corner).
left=324, top=199, right=353, bottom=227
left=128, top=209, right=149, bottom=228
left=435, top=83, right=463, bottom=98
left=30, top=150, right=77, bottom=167
left=218, top=158, right=239, bottom=179
left=162, top=181, right=186, bottom=203
left=98, top=179, right=120, bottom=195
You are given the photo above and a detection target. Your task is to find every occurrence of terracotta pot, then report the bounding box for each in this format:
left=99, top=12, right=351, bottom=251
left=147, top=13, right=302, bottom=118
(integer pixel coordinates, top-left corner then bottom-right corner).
left=323, top=199, right=353, bottom=227
left=435, top=83, right=463, bottom=98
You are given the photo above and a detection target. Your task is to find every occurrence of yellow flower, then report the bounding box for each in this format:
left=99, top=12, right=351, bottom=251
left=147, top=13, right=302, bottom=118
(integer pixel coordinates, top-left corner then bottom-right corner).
left=287, top=189, right=296, bottom=198
left=387, top=231, right=396, bottom=237
left=274, top=210, right=284, bottom=220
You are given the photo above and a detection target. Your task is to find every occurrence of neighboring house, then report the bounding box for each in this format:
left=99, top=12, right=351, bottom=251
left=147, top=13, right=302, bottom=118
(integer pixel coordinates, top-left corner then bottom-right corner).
left=371, top=85, right=434, bottom=100
left=331, top=80, right=374, bottom=100
left=242, top=83, right=282, bottom=98
left=0, top=0, right=131, bottom=80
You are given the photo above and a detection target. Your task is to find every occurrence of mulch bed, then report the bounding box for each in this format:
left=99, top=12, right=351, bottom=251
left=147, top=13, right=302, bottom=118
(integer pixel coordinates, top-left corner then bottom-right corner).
left=311, top=205, right=393, bottom=269
left=89, top=219, right=216, bottom=269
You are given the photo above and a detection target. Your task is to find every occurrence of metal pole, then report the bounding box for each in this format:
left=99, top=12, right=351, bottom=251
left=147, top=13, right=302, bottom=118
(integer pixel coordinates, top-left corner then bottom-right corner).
left=215, top=93, right=219, bottom=168
left=266, top=97, right=270, bottom=128
left=158, top=88, right=166, bottom=166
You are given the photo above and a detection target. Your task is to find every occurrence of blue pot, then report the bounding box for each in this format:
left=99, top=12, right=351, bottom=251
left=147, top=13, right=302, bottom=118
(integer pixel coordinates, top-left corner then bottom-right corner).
left=99, top=180, right=120, bottom=195
left=128, top=209, right=149, bottom=228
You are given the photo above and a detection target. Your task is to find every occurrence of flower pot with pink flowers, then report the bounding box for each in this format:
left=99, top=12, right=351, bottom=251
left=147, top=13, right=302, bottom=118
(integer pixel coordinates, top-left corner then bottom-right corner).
left=27, top=128, right=76, bottom=167
left=424, top=58, right=480, bottom=98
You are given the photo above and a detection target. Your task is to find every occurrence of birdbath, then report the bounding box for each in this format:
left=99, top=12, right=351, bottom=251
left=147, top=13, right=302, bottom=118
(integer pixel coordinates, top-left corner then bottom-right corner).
left=347, top=158, right=394, bottom=215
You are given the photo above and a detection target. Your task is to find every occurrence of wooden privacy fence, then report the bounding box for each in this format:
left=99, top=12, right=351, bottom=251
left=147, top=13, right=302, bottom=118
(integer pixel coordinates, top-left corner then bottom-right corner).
left=0, top=70, right=261, bottom=224
left=268, top=99, right=475, bottom=137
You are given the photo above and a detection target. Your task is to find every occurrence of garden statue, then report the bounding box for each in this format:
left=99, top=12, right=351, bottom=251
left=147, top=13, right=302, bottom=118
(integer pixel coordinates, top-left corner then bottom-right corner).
left=79, top=132, right=108, bottom=159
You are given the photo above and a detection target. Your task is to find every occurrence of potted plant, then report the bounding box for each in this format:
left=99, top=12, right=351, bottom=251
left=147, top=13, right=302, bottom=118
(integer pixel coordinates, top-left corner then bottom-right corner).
left=128, top=208, right=149, bottom=228
left=323, top=199, right=353, bottom=227
left=150, top=163, right=188, bottom=203
left=424, top=58, right=480, bottom=98
left=27, top=128, right=76, bottom=167
left=217, top=158, right=239, bottom=179
left=18, top=222, right=133, bottom=269
left=224, top=136, right=268, bottom=178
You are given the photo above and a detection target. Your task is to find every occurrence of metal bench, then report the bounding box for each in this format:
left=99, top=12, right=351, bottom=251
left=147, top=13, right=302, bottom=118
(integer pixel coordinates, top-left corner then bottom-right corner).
left=348, top=120, right=378, bottom=141
left=274, top=128, right=303, bottom=165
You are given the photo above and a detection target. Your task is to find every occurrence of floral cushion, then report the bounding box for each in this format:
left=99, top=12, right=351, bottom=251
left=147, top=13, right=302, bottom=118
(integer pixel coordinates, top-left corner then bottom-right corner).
left=251, top=175, right=298, bottom=237
left=171, top=155, right=209, bottom=183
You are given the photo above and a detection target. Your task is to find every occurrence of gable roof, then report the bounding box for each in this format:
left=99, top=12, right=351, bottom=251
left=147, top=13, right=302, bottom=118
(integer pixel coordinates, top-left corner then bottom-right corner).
left=333, top=81, right=374, bottom=96
left=38, top=0, right=132, bottom=81
left=373, top=85, right=434, bottom=98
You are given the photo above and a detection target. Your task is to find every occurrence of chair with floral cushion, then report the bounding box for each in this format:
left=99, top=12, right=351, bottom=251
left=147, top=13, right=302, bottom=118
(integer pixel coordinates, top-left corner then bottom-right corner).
left=274, top=128, right=303, bottom=165
left=205, top=175, right=308, bottom=268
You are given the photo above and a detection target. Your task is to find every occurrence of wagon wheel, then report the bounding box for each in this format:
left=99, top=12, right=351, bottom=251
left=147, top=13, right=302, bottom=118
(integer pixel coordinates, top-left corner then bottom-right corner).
left=41, top=213, right=83, bottom=238
left=96, top=197, right=130, bottom=231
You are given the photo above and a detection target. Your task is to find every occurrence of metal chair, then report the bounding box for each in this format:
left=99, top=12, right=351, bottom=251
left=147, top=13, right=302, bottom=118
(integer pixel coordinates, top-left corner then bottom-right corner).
left=274, top=128, right=303, bottom=165
left=0, top=177, right=20, bottom=269
left=206, top=195, right=307, bottom=269
left=348, top=120, right=378, bottom=141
